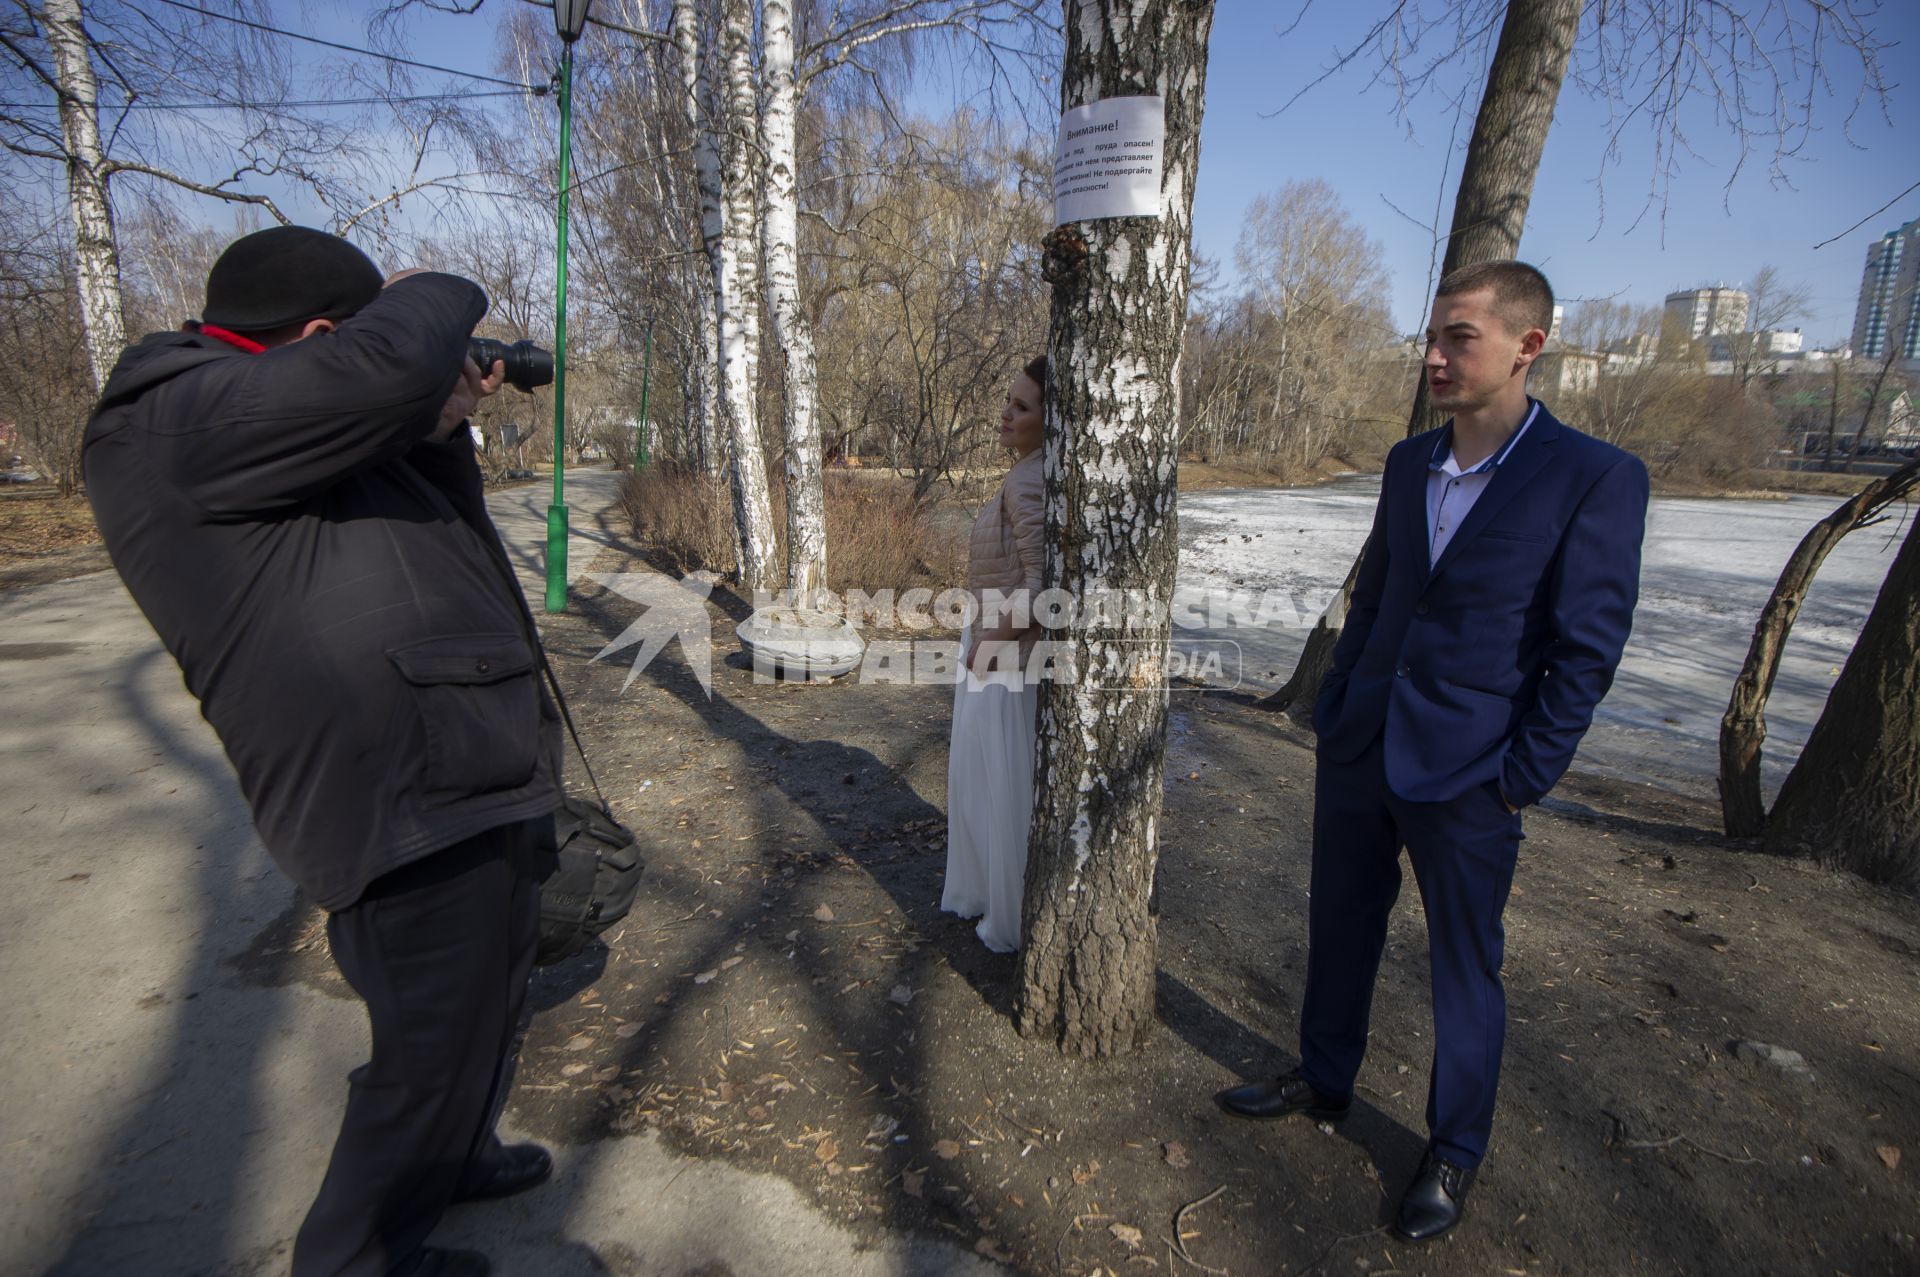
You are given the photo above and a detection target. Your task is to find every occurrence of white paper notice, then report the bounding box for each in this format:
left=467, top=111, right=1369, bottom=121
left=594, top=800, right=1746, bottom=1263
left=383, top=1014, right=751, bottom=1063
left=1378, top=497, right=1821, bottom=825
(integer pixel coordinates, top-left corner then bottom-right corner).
left=1052, top=96, right=1165, bottom=226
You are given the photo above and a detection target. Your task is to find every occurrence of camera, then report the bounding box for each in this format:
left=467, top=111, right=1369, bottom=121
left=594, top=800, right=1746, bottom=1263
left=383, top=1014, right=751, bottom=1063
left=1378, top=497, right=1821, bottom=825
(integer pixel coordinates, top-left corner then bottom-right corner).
left=468, top=338, right=554, bottom=393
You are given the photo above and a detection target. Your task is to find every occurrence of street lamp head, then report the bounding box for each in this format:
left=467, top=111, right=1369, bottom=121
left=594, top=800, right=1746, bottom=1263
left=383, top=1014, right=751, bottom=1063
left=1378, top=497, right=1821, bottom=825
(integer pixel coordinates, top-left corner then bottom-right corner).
left=554, top=0, right=593, bottom=43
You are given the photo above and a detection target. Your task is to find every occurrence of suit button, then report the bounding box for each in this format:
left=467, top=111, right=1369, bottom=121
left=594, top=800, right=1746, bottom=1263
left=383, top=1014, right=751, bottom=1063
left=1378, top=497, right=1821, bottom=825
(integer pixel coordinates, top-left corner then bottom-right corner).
left=1414, top=602, right=1430, bottom=615
left=1396, top=665, right=1409, bottom=678
left=476, top=661, right=492, bottom=674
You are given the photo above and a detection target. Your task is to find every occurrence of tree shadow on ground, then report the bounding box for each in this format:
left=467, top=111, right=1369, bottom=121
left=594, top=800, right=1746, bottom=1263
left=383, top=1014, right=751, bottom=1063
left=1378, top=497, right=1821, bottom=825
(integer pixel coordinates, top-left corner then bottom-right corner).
left=44, top=647, right=303, bottom=1276
left=506, top=563, right=1438, bottom=1271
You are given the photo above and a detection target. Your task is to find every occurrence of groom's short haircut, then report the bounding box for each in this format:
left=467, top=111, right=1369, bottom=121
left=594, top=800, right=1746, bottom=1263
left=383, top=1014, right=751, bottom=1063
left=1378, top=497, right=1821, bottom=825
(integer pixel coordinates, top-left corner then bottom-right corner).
left=1435, top=260, right=1554, bottom=341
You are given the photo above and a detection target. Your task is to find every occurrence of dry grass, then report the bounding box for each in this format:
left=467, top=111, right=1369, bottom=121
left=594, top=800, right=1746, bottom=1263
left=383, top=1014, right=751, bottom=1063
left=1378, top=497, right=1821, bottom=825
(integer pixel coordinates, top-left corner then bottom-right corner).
left=0, top=486, right=100, bottom=566
left=619, top=467, right=965, bottom=594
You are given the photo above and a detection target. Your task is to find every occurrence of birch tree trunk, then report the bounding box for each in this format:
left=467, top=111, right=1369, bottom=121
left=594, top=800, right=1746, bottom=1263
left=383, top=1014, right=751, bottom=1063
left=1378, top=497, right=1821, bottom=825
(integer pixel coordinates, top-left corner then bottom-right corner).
left=1017, top=0, right=1214, bottom=1058
left=761, top=0, right=828, bottom=600
left=711, top=0, right=777, bottom=588
left=1763, top=514, right=1920, bottom=889
left=672, top=0, right=724, bottom=475
left=44, top=0, right=125, bottom=393
left=1263, top=0, right=1581, bottom=721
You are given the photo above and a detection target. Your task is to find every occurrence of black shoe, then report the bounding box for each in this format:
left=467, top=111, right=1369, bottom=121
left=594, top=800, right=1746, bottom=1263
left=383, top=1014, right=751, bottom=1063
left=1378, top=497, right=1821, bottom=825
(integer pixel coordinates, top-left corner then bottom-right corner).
left=1215, top=1069, right=1351, bottom=1121
left=1393, top=1148, right=1476, bottom=1242
left=403, top=1248, right=491, bottom=1277
left=455, top=1141, right=553, bottom=1203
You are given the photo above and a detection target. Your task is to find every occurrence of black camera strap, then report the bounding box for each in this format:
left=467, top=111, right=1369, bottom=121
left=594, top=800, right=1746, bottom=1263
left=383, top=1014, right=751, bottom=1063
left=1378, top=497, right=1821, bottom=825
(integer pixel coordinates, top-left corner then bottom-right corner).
left=536, top=646, right=612, bottom=814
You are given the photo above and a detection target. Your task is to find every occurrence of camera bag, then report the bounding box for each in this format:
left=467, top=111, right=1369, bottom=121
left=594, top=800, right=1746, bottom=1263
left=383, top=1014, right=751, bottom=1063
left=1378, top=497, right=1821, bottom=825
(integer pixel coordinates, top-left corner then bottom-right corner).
left=532, top=652, right=645, bottom=965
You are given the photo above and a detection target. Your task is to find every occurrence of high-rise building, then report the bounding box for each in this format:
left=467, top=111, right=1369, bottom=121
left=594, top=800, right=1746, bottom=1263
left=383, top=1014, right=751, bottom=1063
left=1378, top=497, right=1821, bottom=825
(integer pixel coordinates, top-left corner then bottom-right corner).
left=1663, top=286, right=1750, bottom=344
left=1850, top=218, right=1920, bottom=365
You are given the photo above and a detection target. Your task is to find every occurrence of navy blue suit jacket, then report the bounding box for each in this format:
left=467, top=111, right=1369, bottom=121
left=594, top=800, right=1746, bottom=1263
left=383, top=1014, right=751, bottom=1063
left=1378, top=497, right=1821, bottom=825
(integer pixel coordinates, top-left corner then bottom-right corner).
left=1313, top=401, right=1649, bottom=807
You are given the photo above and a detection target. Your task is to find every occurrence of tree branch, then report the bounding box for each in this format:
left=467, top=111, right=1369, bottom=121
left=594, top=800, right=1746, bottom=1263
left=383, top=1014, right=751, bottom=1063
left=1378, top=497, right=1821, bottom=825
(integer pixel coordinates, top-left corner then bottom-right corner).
left=99, top=159, right=292, bottom=223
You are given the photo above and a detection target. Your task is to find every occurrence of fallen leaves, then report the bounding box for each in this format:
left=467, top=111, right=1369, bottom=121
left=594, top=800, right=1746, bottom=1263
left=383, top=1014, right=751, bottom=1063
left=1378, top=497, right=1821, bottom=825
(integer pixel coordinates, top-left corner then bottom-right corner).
left=1161, top=1141, right=1191, bottom=1169
left=813, top=903, right=836, bottom=922
left=933, top=1138, right=962, bottom=1160
left=1108, top=1223, right=1144, bottom=1251
left=1878, top=1145, right=1901, bottom=1170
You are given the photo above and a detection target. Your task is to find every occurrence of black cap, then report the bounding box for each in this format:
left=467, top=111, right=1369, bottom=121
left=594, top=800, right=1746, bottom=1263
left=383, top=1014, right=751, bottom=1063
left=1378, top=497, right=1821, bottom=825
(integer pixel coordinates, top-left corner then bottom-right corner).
left=201, top=226, right=383, bottom=332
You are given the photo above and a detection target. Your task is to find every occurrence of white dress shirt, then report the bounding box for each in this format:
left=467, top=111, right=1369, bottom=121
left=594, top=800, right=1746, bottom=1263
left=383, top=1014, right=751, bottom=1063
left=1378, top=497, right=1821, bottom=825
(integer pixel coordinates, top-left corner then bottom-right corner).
left=1425, top=400, right=1540, bottom=566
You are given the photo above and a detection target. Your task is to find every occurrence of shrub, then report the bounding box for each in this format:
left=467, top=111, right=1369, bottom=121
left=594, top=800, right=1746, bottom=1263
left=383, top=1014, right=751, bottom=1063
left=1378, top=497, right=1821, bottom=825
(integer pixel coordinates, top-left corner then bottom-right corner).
left=618, top=466, right=966, bottom=596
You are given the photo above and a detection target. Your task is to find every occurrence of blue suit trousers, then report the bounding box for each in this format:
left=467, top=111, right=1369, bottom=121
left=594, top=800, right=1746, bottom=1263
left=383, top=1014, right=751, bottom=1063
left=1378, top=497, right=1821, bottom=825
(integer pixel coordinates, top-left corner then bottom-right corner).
left=1300, top=734, right=1523, bottom=1168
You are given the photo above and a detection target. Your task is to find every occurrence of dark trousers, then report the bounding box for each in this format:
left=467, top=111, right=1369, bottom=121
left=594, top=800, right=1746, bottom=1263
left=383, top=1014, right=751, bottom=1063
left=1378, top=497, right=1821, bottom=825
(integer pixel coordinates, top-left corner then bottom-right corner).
left=1299, top=735, right=1523, bottom=1168
left=292, top=820, right=545, bottom=1277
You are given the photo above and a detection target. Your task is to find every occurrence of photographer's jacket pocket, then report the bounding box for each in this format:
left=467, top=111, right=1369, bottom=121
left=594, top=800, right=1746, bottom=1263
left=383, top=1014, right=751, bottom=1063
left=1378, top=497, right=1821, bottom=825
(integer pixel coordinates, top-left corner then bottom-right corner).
left=388, top=633, right=540, bottom=797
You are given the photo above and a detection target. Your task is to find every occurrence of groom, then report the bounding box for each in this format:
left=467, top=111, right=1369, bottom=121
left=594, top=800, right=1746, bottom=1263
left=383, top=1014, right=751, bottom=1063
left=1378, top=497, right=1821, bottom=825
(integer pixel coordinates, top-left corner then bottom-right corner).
left=1219, top=261, right=1648, bottom=1242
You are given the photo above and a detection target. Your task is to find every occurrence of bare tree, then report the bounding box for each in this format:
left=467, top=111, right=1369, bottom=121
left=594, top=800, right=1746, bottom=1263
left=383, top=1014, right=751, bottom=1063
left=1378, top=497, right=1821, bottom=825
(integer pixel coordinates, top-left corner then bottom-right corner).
left=662, top=0, right=723, bottom=472
left=809, top=111, right=1048, bottom=496
left=0, top=208, right=92, bottom=493
left=1763, top=509, right=1920, bottom=888
left=1719, top=456, right=1920, bottom=836
left=1227, top=179, right=1397, bottom=472
left=1018, top=0, right=1213, bottom=1057
left=0, top=0, right=386, bottom=391
left=1722, top=265, right=1810, bottom=393
left=762, top=0, right=826, bottom=597
left=712, top=0, right=778, bottom=591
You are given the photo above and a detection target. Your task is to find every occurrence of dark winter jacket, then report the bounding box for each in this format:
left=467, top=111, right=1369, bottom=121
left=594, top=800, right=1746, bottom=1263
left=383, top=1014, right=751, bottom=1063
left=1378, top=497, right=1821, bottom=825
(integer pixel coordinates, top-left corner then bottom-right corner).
left=82, top=273, right=561, bottom=910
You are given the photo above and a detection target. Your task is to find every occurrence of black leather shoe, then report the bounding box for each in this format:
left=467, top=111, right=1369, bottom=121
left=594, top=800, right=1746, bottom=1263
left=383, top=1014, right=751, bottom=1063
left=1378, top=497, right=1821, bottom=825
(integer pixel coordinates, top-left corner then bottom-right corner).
left=404, top=1248, right=491, bottom=1277
left=1393, top=1148, right=1476, bottom=1242
left=1215, top=1069, right=1351, bottom=1121
left=455, top=1141, right=553, bottom=1203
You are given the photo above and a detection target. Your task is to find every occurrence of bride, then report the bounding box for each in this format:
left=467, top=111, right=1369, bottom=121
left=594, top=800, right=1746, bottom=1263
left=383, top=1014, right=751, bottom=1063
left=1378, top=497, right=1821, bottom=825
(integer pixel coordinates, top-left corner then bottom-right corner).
left=942, top=355, right=1048, bottom=953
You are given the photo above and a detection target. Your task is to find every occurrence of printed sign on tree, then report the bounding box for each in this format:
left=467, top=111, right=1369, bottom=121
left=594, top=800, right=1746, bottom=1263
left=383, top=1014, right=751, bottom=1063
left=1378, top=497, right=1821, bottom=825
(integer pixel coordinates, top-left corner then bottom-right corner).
left=1052, top=96, right=1165, bottom=226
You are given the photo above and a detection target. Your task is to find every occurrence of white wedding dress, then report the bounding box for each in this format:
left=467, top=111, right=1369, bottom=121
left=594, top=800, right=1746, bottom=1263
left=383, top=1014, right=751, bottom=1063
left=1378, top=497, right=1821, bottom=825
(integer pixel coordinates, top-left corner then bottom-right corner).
left=942, top=624, right=1039, bottom=953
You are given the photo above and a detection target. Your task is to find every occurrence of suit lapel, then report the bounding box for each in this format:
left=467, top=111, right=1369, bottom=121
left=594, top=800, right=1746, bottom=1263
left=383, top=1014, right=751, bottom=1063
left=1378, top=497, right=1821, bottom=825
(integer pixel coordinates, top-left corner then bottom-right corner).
left=1428, top=405, right=1562, bottom=582
left=1389, top=433, right=1435, bottom=586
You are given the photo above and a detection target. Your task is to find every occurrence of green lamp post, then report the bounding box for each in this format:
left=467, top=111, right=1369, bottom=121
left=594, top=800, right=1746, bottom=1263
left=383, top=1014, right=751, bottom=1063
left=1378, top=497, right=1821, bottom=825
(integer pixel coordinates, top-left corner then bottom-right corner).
left=634, top=317, right=653, bottom=472
left=545, top=0, right=593, bottom=613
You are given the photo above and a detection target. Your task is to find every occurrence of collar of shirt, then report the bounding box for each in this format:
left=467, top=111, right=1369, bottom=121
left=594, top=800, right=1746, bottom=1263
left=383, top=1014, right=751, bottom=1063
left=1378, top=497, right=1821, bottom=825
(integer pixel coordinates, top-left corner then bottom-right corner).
left=1428, top=398, right=1540, bottom=478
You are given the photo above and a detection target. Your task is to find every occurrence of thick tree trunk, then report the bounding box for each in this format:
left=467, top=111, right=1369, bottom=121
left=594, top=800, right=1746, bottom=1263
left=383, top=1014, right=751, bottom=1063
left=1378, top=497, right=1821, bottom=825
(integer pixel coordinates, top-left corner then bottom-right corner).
left=44, top=0, right=125, bottom=393
left=1263, top=0, right=1580, bottom=719
left=1259, top=553, right=1360, bottom=718
left=1719, top=458, right=1920, bottom=835
left=1017, top=0, right=1213, bottom=1058
left=671, top=0, right=723, bottom=475
left=711, top=0, right=777, bottom=589
left=1763, top=515, right=1920, bottom=889
left=761, top=0, right=828, bottom=600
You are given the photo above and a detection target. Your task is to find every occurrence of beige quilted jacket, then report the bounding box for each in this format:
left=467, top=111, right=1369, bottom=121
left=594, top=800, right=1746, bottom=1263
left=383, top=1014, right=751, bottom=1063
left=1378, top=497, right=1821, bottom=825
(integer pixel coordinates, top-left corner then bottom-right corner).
left=966, top=450, right=1045, bottom=631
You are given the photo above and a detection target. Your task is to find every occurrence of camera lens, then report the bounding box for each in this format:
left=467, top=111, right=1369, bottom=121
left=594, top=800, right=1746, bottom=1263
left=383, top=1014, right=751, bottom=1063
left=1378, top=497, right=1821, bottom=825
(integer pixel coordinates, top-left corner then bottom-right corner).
left=468, top=337, right=555, bottom=393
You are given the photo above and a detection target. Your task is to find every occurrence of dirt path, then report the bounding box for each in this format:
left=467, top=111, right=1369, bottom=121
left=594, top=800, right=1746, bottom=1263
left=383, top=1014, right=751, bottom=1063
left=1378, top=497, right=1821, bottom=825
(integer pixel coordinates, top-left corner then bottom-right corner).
left=287, top=540, right=1910, bottom=1277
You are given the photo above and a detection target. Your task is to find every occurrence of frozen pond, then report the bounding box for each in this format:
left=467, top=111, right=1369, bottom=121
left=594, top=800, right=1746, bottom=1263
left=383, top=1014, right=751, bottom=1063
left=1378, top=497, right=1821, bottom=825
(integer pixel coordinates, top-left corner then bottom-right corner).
left=1177, top=475, right=1902, bottom=802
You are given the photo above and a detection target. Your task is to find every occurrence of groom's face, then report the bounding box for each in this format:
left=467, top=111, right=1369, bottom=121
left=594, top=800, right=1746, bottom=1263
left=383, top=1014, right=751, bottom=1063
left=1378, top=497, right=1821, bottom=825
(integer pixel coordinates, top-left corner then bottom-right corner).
left=1423, top=288, right=1542, bottom=414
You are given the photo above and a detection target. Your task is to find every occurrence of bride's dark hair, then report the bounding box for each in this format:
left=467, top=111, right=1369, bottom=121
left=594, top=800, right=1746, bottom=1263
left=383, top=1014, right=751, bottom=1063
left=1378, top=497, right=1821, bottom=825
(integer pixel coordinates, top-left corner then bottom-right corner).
left=1022, top=354, right=1047, bottom=392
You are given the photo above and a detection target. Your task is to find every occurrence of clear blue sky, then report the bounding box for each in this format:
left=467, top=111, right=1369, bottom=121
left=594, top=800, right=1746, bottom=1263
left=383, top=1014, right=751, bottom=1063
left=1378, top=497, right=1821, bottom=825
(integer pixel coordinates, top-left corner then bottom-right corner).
left=1191, top=3, right=1918, bottom=346
left=195, top=2, right=1916, bottom=347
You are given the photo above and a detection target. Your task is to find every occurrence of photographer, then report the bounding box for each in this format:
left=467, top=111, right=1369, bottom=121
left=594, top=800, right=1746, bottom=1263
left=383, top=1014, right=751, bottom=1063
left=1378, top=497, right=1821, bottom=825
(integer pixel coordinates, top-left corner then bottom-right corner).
left=84, top=226, right=560, bottom=1277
